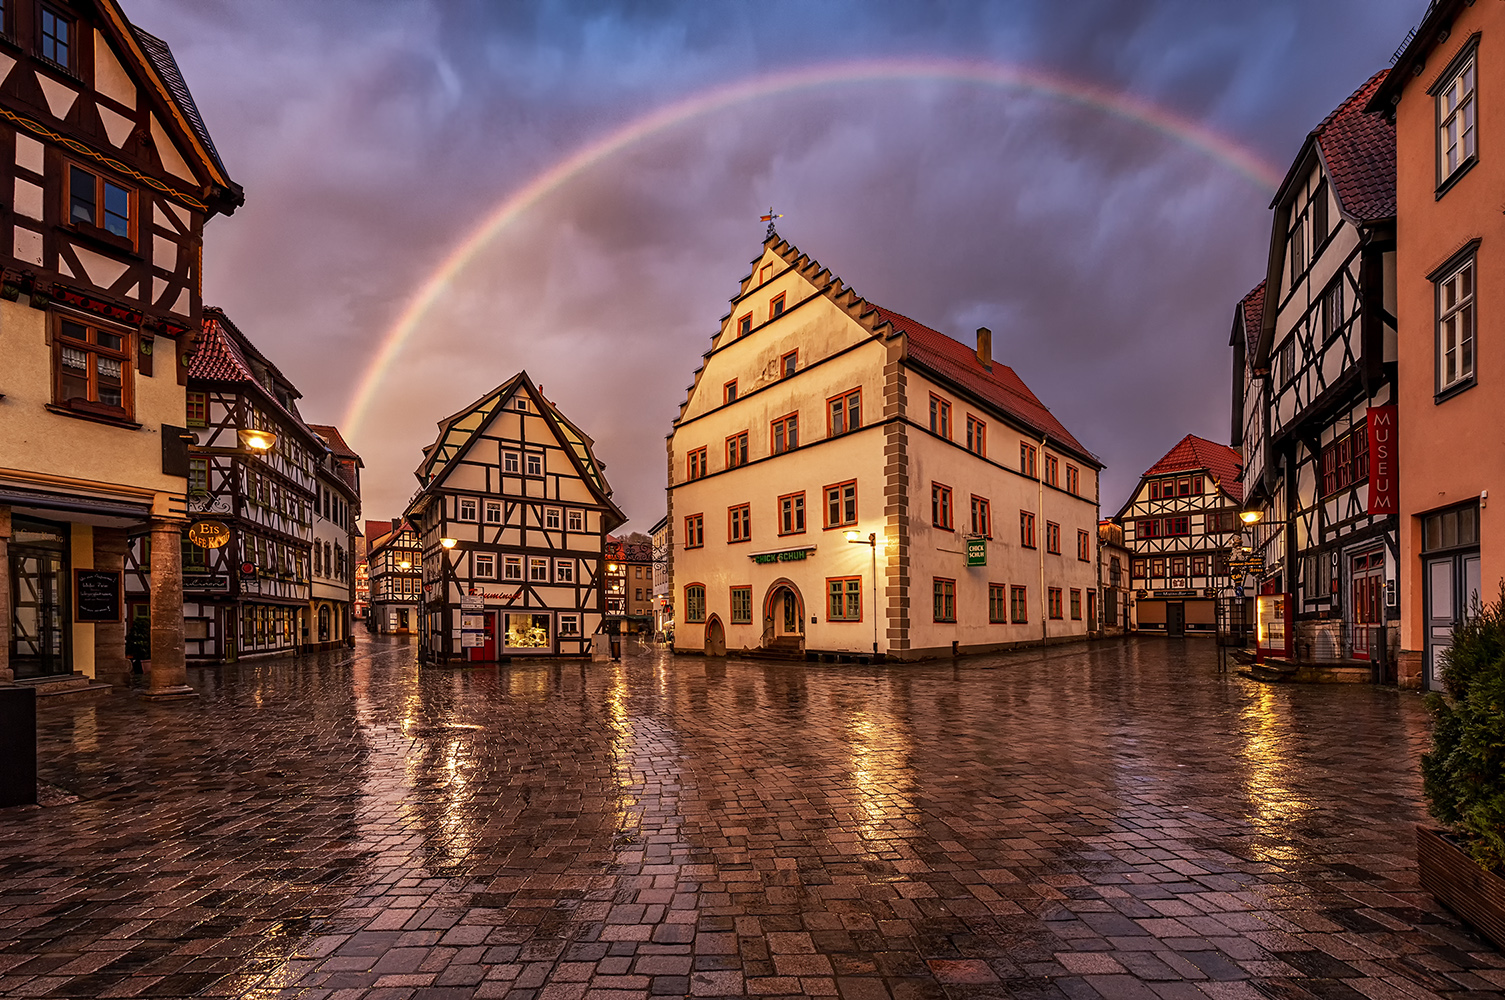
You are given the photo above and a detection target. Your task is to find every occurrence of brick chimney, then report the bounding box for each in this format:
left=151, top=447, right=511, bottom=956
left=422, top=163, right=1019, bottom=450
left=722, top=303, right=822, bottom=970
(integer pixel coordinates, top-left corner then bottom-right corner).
left=391, top=517, right=401, bottom=532
left=976, top=327, right=992, bottom=370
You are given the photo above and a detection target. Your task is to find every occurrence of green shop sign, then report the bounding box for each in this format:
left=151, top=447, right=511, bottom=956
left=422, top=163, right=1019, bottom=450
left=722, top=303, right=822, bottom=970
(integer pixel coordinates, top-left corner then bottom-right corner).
left=966, top=536, right=987, bottom=567
left=751, top=550, right=809, bottom=564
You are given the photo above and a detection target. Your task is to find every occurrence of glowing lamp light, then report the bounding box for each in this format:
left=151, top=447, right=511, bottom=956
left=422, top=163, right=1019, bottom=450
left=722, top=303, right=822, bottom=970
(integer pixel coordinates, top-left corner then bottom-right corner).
left=440, top=537, right=458, bottom=549
left=398, top=560, right=412, bottom=570
left=1240, top=510, right=1264, bottom=525
left=238, top=428, right=277, bottom=452
left=845, top=530, right=862, bottom=543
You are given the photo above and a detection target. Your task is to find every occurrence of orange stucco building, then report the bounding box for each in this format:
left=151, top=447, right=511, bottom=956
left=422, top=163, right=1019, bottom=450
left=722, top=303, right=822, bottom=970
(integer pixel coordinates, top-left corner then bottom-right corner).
left=1372, top=0, right=1504, bottom=689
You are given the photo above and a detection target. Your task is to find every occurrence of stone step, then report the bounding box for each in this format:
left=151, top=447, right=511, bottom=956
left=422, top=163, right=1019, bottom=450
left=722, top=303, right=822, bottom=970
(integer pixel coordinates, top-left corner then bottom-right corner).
left=12, top=673, right=114, bottom=702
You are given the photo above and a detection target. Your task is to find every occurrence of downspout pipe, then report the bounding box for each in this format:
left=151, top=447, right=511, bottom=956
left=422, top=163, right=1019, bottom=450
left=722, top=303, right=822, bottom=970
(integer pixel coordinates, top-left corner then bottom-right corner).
left=1040, top=433, right=1048, bottom=644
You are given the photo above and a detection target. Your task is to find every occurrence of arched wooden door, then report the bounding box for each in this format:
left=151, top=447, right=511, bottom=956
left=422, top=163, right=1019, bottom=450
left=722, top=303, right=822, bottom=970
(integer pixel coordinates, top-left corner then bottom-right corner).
left=705, top=615, right=726, bottom=657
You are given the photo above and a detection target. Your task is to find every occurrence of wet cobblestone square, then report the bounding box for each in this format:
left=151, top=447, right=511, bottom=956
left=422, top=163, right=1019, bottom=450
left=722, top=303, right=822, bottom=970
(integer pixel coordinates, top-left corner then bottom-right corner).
left=1, top=635, right=1501, bottom=999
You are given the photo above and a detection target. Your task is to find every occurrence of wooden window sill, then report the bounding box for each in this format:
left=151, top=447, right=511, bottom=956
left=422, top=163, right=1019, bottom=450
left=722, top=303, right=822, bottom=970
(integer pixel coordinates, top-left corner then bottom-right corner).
left=45, top=402, right=140, bottom=429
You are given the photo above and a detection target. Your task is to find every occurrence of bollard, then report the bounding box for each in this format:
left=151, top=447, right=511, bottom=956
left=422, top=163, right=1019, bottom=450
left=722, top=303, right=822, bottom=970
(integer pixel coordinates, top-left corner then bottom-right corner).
left=0, top=686, right=37, bottom=807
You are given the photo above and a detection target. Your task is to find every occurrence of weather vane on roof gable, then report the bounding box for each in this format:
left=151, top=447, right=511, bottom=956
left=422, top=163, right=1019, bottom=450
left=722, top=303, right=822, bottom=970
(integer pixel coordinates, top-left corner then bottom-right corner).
left=760, top=206, right=783, bottom=238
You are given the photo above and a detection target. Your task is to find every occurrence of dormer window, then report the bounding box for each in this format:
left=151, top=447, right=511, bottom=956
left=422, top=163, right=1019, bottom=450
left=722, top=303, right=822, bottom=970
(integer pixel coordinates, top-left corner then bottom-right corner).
left=39, top=5, right=72, bottom=71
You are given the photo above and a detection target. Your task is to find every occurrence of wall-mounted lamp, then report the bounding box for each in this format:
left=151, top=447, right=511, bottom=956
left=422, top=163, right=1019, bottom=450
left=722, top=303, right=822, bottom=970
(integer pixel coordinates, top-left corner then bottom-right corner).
left=238, top=428, right=277, bottom=452
left=440, top=537, right=458, bottom=549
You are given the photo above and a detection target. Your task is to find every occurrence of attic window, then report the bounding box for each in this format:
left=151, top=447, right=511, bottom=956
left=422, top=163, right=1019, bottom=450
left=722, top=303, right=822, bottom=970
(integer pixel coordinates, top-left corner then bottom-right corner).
left=515, top=399, right=528, bottom=411
left=760, top=264, right=773, bottom=285
left=39, top=5, right=72, bottom=71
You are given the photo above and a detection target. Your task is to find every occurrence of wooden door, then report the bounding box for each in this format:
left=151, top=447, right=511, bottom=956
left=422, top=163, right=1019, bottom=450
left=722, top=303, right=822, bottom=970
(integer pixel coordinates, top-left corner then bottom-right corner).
left=1349, top=549, right=1384, bottom=659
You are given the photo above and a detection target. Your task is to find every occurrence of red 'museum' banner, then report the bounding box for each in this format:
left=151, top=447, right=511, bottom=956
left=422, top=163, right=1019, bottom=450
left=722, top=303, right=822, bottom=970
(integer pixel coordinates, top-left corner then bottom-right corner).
left=1367, top=405, right=1397, bottom=515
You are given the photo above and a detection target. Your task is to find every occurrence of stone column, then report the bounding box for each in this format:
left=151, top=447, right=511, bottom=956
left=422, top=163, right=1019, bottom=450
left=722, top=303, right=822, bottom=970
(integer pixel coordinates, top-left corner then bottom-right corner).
left=0, top=507, right=12, bottom=684
left=143, top=517, right=196, bottom=701
left=93, top=528, right=130, bottom=686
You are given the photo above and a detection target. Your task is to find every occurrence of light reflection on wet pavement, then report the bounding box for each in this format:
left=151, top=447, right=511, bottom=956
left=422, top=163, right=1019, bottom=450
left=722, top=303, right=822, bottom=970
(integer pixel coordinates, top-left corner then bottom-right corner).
left=1, top=634, right=1501, bottom=999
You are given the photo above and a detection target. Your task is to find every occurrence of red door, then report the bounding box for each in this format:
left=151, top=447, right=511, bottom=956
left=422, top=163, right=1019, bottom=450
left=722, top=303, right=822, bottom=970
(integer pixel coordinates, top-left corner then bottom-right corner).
left=468, top=612, right=498, bottom=662
left=1350, top=550, right=1384, bottom=659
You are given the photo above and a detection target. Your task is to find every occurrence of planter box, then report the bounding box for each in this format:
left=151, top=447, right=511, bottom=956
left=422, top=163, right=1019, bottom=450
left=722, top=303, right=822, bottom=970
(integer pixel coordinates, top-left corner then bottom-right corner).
left=1417, top=825, right=1505, bottom=951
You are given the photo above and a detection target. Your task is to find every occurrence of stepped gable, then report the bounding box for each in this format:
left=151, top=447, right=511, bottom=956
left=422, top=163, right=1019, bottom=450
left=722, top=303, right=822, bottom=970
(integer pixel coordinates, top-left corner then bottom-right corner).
left=1145, top=434, right=1244, bottom=502
left=1311, top=69, right=1395, bottom=223
left=1240, top=280, right=1266, bottom=363
left=875, top=305, right=1093, bottom=463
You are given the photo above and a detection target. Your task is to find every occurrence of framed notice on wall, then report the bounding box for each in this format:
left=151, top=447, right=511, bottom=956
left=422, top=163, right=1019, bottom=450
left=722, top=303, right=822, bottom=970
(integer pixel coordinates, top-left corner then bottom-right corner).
left=74, top=570, right=122, bottom=623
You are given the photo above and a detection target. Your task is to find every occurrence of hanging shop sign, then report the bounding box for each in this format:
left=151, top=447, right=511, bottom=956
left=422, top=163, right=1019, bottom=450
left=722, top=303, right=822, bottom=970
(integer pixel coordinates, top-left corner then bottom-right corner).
left=751, top=549, right=811, bottom=564
left=965, top=536, right=987, bottom=567
left=188, top=520, right=231, bottom=549
left=1367, top=405, right=1398, bottom=515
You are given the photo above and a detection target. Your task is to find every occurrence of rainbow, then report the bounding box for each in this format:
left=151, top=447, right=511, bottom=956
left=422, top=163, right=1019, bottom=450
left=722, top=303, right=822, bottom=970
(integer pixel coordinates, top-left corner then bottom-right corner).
left=342, top=57, right=1283, bottom=438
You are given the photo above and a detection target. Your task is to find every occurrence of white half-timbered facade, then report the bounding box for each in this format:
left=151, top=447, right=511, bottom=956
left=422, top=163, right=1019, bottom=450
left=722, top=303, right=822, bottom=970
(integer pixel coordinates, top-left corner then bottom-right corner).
left=1241, top=70, right=1398, bottom=665
left=367, top=519, right=421, bottom=634
left=125, top=310, right=319, bottom=661
left=406, top=372, right=625, bottom=661
left=1116, top=435, right=1244, bottom=635
left=307, top=424, right=361, bottom=650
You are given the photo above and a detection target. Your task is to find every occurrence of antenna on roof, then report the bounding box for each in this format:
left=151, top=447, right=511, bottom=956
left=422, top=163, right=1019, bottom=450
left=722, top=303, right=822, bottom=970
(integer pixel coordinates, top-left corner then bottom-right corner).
left=759, top=207, right=783, bottom=239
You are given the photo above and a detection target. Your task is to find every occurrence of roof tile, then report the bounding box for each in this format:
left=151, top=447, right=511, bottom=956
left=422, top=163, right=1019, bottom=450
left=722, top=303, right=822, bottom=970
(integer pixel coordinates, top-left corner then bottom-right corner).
left=877, top=306, right=1095, bottom=463
left=1144, top=434, right=1244, bottom=502
left=1314, top=69, right=1395, bottom=223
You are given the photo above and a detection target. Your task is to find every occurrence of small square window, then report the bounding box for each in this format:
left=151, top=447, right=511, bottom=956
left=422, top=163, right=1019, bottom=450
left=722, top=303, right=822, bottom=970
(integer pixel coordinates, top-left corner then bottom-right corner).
left=770, top=293, right=786, bottom=319
left=526, top=453, right=542, bottom=476
left=484, top=500, right=502, bottom=524
left=503, top=556, right=522, bottom=580
left=724, top=380, right=738, bottom=404
left=503, top=452, right=520, bottom=474
left=458, top=497, right=477, bottom=521
left=737, top=314, right=752, bottom=338
left=555, top=559, right=574, bottom=583
left=529, top=557, right=549, bottom=582
left=474, top=553, right=495, bottom=578
left=781, top=350, right=797, bottom=378
left=567, top=509, right=584, bottom=532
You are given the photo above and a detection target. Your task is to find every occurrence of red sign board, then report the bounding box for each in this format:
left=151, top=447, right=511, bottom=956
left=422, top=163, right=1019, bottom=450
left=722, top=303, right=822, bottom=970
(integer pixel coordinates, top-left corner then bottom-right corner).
left=1367, top=405, right=1397, bottom=515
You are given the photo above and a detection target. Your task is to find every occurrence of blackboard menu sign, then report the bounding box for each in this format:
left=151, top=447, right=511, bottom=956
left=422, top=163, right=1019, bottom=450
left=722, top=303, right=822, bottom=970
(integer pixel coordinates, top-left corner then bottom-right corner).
left=75, top=570, right=121, bottom=623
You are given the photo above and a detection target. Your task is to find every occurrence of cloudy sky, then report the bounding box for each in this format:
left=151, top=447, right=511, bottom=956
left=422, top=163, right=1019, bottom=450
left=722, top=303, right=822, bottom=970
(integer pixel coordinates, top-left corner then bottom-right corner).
left=129, top=0, right=1420, bottom=530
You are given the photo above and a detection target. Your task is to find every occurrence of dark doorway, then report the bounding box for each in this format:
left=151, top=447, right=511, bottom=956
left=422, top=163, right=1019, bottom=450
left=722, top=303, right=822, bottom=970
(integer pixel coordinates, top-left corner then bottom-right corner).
left=1166, top=601, right=1186, bottom=638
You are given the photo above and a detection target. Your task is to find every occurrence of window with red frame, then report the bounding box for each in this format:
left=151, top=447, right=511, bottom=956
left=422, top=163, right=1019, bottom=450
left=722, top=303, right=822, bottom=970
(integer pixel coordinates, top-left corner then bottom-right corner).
left=770, top=293, right=785, bottom=319
left=778, top=492, right=805, bottom=535
left=687, top=447, right=707, bottom=480
left=723, top=380, right=737, bottom=404
left=737, top=314, right=752, bottom=338
left=827, top=576, right=862, bottom=621
left=1045, top=521, right=1060, bottom=554
left=1137, top=518, right=1161, bottom=539
left=929, top=395, right=952, bottom=439
left=989, top=583, right=1006, bottom=623
left=1170, top=556, right=1186, bottom=577
left=771, top=413, right=798, bottom=454
left=684, top=514, right=704, bottom=549
left=825, top=480, right=857, bottom=528
left=1044, top=454, right=1058, bottom=486
left=1048, top=587, right=1063, bottom=619
left=1320, top=421, right=1369, bottom=496
left=1077, top=529, right=1090, bottom=561
left=828, top=388, right=861, bottom=436
left=933, top=578, right=956, bottom=622
left=1165, top=517, right=1190, bottom=536
left=780, top=349, right=796, bottom=377
left=1020, top=510, right=1036, bottom=548
left=1010, top=585, right=1028, bottom=623
left=1191, top=555, right=1207, bottom=576
left=1020, top=442, right=1036, bottom=476
left=1070, top=589, right=1082, bottom=620
left=728, top=504, right=750, bottom=543
left=932, top=483, right=953, bottom=529
left=186, top=391, right=207, bottom=427
left=966, top=415, right=986, bottom=456
left=726, top=432, right=748, bottom=468
left=1065, top=464, right=1079, bottom=494
left=970, top=496, right=991, bottom=537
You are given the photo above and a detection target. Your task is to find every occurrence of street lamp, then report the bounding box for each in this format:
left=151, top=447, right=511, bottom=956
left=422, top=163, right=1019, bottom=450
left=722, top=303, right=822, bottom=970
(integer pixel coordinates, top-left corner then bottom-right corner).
left=237, top=428, right=277, bottom=452
left=846, top=530, right=879, bottom=659
left=439, top=538, right=457, bottom=665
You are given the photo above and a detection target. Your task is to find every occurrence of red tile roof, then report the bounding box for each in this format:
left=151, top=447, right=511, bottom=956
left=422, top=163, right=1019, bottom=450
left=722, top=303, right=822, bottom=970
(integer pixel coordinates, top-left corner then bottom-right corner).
left=1313, top=69, right=1394, bottom=223
left=1239, top=280, right=1266, bottom=363
left=187, top=313, right=256, bottom=383
left=876, top=306, right=1095, bottom=464
left=307, top=423, right=361, bottom=463
left=1144, top=434, right=1244, bottom=502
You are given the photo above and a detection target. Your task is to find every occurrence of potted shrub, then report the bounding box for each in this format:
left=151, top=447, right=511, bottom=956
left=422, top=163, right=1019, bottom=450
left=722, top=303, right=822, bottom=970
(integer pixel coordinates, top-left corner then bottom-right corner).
left=125, top=616, right=151, bottom=674
left=1418, top=584, right=1505, bottom=950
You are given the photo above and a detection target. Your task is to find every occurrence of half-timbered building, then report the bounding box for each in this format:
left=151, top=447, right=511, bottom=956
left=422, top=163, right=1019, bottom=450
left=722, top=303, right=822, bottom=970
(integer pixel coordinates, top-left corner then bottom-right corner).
left=126, top=309, right=319, bottom=661
left=367, top=519, right=421, bottom=635
left=669, top=231, right=1102, bottom=660
left=307, top=423, right=361, bottom=650
left=1243, top=70, right=1399, bottom=667
left=1116, top=435, right=1243, bottom=636
left=0, top=0, right=240, bottom=695
left=406, top=372, right=625, bottom=661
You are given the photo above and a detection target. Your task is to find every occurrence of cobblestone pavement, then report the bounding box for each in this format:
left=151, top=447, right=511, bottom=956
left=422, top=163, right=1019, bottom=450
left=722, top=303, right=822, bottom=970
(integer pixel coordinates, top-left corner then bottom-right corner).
left=0, top=635, right=1500, bottom=1000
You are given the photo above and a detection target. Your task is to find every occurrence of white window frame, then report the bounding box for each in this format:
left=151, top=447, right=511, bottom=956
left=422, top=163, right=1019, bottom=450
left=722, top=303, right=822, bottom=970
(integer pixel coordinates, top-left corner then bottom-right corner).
left=529, top=557, right=549, bottom=582
left=567, top=509, right=584, bottom=532
left=474, top=553, right=496, bottom=578
left=545, top=507, right=561, bottom=530
left=1437, top=254, right=1476, bottom=394
left=1438, top=51, right=1477, bottom=183
left=526, top=453, right=542, bottom=476
left=503, top=556, right=522, bottom=581
left=555, top=558, right=574, bottom=583
left=458, top=496, right=478, bottom=521
left=484, top=500, right=502, bottom=524
left=559, top=613, right=579, bottom=636
left=503, top=452, right=520, bottom=474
